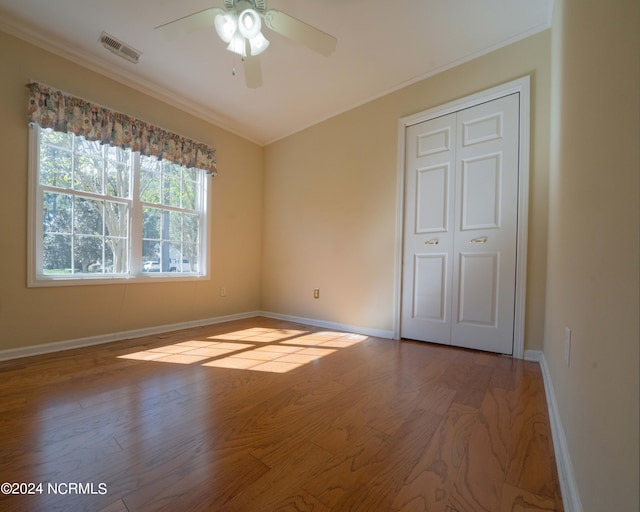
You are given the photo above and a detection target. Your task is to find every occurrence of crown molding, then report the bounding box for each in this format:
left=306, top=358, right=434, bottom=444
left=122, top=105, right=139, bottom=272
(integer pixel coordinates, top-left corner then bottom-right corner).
left=0, top=14, right=262, bottom=145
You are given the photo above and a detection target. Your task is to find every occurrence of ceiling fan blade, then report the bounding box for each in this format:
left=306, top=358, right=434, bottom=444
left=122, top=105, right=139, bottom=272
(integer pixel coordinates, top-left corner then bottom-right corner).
left=155, top=7, right=223, bottom=42
left=264, top=9, right=337, bottom=57
left=243, top=56, right=263, bottom=88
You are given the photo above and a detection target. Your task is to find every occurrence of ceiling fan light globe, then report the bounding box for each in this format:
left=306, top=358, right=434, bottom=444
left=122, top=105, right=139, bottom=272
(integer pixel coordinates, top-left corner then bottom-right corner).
left=227, top=33, right=247, bottom=57
left=249, top=32, right=270, bottom=56
left=238, top=9, right=261, bottom=39
left=214, top=13, right=238, bottom=43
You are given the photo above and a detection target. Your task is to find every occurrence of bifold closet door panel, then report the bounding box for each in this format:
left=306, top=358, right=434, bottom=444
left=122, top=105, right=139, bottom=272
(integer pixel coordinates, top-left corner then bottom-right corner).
left=401, top=113, right=456, bottom=344
left=450, top=93, right=519, bottom=354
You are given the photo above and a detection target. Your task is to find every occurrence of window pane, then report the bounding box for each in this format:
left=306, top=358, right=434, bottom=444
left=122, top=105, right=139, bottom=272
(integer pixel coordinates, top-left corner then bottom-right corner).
left=105, top=201, right=129, bottom=274
left=40, top=146, right=72, bottom=188
left=105, top=201, right=129, bottom=238
left=183, top=214, right=200, bottom=244
left=106, top=159, right=131, bottom=198
left=183, top=167, right=198, bottom=182
left=43, top=234, right=71, bottom=274
left=74, top=235, right=102, bottom=273
left=43, top=192, right=72, bottom=234
left=140, top=156, right=161, bottom=204
left=141, top=210, right=198, bottom=273
left=168, top=211, right=183, bottom=241
left=164, top=162, right=183, bottom=208
left=41, top=128, right=72, bottom=150
left=74, top=197, right=103, bottom=236
left=183, top=243, right=198, bottom=272
left=166, top=241, right=183, bottom=272
left=74, top=138, right=104, bottom=194
left=182, top=179, right=198, bottom=210
left=143, top=207, right=161, bottom=239
left=158, top=241, right=172, bottom=272
left=106, top=238, right=128, bottom=274
left=142, top=240, right=160, bottom=271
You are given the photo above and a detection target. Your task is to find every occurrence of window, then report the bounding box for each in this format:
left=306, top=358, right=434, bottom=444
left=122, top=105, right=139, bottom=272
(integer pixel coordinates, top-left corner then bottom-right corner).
left=29, top=125, right=208, bottom=285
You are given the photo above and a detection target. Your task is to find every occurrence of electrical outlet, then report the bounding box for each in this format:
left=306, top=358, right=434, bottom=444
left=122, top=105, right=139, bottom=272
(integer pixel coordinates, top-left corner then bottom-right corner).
left=564, top=327, right=571, bottom=366
left=220, top=287, right=226, bottom=297
left=313, top=288, right=320, bottom=299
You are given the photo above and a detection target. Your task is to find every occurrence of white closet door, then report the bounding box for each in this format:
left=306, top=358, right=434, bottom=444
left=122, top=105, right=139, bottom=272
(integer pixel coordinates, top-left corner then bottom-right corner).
left=401, top=93, right=519, bottom=354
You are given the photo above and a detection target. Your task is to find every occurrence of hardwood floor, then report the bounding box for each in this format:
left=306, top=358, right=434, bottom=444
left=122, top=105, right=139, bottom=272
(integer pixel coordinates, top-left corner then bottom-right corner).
left=0, top=317, right=563, bottom=511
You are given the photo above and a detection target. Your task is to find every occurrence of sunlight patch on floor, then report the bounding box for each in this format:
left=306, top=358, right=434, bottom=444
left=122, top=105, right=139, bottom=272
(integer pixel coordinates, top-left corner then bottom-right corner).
left=118, top=341, right=253, bottom=365
left=203, top=346, right=336, bottom=373
left=117, top=327, right=367, bottom=372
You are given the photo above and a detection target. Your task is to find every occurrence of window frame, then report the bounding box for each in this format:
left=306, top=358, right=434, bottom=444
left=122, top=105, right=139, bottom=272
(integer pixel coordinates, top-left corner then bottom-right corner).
left=28, top=125, right=210, bottom=287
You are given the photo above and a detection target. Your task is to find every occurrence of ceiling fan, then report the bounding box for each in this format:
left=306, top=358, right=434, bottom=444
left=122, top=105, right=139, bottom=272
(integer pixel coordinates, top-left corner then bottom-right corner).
left=155, top=0, right=337, bottom=88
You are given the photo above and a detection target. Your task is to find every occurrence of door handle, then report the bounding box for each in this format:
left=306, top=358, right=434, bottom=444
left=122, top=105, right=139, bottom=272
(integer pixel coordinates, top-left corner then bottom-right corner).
left=424, top=239, right=439, bottom=245
left=470, top=236, right=488, bottom=244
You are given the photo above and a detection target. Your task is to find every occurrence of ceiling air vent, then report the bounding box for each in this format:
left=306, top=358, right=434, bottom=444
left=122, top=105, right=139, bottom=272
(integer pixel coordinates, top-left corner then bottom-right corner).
left=99, top=31, right=142, bottom=64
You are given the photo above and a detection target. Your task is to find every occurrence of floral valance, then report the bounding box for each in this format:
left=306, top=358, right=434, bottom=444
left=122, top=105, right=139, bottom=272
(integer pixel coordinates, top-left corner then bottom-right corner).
left=26, top=82, right=217, bottom=175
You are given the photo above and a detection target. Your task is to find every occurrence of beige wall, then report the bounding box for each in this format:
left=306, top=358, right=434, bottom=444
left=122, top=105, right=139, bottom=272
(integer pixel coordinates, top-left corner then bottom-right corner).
left=0, top=31, right=264, bottom=350
left=546, top=1, right=639, bottom=510
left=263, top=31, right=551, bottom=349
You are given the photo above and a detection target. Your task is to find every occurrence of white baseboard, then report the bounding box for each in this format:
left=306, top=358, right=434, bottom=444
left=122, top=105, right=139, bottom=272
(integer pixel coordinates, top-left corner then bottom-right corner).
left=0, top=311, right=260, bottom=362
left=0, top=311, right=394, bottom=362
left=537, top=352, right=584, bottom=512
left=523, top=349, right=542, bottom=361
left=258, top=311, right=395, bottom=339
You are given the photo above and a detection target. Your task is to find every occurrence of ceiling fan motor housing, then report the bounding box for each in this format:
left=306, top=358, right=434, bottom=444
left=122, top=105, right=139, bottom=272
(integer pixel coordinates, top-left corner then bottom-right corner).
left=227, top=0, right=266, bottom=14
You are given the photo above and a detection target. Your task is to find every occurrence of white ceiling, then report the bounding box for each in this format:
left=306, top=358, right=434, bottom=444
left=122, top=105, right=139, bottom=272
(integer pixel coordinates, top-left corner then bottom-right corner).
left=0, top=0, right=552, bottom=145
